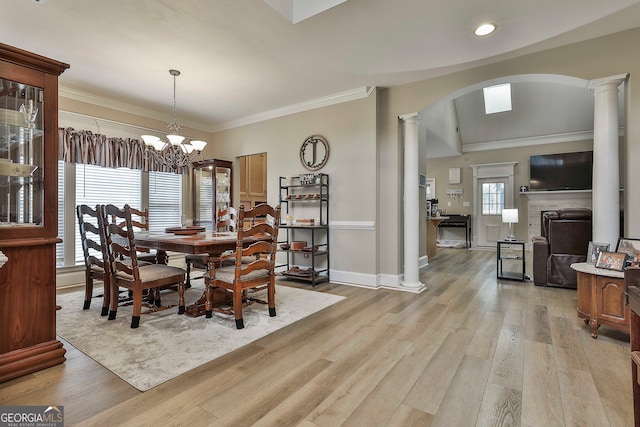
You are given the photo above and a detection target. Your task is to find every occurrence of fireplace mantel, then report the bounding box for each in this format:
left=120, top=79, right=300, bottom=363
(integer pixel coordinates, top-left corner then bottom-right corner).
left=521, top=189, right=592, bottom=200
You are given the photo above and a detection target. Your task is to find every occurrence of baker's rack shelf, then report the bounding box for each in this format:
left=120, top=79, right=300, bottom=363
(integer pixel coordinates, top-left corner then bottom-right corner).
left=277, top=173, right=329, bottom=286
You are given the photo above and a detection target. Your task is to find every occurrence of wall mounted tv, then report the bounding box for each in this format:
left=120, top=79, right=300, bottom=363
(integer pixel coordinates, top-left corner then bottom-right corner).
left=529, top=151, right=593, bottom=191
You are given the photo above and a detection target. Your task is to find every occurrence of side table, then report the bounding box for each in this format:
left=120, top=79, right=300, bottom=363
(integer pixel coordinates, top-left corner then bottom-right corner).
left=497, top=240, right=526, bottom=282
left=571, top=262, right=628, bottom=338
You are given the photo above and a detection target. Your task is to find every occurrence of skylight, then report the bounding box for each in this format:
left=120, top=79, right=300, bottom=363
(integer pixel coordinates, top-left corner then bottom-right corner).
left=483, top=83, right=512, bottom=114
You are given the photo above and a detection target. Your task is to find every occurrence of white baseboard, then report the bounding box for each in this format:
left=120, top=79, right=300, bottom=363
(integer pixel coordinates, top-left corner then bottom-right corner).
left=57, top=267, right=87, bottom=288
left=328, top=269, right=422, bottom=293
left=419, top=255, right=429, bottom=269
left=59, top=263, right=416, bottom=295
left=329, top=269, right=379, bottom=289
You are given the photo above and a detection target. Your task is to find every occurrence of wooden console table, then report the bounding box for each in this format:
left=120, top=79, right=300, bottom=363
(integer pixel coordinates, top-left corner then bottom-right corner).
left=437, top=214, right=471, bottom=248
left=571, top=262, right=629, bottom=338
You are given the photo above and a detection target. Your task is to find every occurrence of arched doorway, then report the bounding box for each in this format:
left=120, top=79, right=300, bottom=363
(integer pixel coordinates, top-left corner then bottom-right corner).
left=400, top=73, right=626, bottom=272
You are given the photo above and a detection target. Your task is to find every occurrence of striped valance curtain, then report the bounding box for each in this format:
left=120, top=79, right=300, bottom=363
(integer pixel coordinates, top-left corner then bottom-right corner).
left=58, top=127, right=187, bottom=174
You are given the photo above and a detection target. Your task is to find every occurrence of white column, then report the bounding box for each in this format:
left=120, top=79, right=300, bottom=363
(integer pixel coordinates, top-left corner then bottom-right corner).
left=588, top=74, right=627, bottom=248
left=399, top=113, right=426, bottom=293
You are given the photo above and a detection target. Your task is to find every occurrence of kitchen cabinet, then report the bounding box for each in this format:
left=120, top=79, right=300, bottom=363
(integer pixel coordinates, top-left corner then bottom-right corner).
left=239, top=153, right=267, bottom=208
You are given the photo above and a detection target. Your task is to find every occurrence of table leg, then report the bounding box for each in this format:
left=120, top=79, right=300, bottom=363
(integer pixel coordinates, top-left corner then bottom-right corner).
left=155, top=250, right=168, bottom=265
left=183, top=255, right=231, bottom=317
left=590, top=318, right=599, bottom=339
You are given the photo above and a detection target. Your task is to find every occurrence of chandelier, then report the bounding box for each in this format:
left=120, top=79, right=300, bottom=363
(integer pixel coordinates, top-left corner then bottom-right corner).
left=141, top=69, right=207, bottom=170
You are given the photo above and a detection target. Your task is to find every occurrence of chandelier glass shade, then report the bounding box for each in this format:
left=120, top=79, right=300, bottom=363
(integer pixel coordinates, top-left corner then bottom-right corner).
left=141, top=69, right=207, bottom=170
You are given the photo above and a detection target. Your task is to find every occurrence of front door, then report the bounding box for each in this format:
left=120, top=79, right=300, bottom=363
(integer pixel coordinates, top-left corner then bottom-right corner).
left=476, top=177, right=508, bottom=248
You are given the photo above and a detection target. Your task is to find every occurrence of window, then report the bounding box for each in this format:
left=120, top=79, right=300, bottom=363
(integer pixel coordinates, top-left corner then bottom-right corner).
left=483, top=83, right=512, bottom=114
left=481, top=182, right=504, bottom=215
left=57, top=163, right=184, bottom=267
left=149, top=171, right=182, bottom=233
left=74, top=164, right=141, bottom=265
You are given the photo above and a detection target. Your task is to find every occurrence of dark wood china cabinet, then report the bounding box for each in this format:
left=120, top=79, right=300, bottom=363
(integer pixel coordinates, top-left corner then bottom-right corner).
left=0, top=43, right=69, bottom=383
left=192, top=159, right=232, bottom=230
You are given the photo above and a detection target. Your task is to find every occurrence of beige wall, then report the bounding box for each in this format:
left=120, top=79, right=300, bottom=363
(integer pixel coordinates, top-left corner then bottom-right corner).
left=57, top=27, right=640, bottom=286
left=207, top=93, right=379, bottom=282
left=425, top=140, right=595, bottom=242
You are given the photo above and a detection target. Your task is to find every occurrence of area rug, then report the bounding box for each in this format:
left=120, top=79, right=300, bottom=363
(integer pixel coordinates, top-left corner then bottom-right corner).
left=56, top=281, right=345, bottom=391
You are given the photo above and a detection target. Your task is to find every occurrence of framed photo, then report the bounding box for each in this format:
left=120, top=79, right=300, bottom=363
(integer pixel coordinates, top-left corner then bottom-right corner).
left=586, top=241, right=609, bottom=264
left=448, top=167, right=461, bottom=184
left=616, top=237, right=640, bottom=257
left=595, top=251, right=627, bottom=271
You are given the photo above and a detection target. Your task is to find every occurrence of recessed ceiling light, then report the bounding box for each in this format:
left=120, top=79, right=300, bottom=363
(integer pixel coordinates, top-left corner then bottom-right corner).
left=475, top=23, right=496, bottom=36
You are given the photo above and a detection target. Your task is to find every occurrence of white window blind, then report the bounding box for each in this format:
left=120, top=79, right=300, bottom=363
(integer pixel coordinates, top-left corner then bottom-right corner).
left=56, top=160, right=65, bottom=266
left=199, top=170, right=214, bottom=231
left=74, top=164, right=141, bottom=265
left=149, top=171, right=182, bottom=233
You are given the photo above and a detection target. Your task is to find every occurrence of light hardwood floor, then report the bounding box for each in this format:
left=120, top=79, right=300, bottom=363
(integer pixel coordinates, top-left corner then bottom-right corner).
left=0, top=248, right=633, bottom=426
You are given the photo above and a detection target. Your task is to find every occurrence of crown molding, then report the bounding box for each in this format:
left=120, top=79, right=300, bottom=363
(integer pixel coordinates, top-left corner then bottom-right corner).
left=211, top=86, right=375, bottom=132
left=60, top=85, right=375, bottom=135
left=58, top=85, right=211, bottom=133
left=461, top=128, right=624, bottom=153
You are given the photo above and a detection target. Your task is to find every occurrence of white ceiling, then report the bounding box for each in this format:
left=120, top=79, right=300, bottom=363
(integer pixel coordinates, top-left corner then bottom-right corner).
left=3, top=0, right=640, bottom=132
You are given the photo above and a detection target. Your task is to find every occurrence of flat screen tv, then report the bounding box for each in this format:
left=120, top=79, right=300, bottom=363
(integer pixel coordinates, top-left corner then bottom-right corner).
left=529, top=151, right=593, bottom=191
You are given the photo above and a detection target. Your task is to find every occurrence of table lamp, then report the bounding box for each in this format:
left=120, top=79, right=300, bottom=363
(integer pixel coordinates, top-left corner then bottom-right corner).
left=502, top=208, right=519, bottom=241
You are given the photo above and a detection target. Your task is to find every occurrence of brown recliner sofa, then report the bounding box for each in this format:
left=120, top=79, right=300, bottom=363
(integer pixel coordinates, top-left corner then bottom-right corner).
left=532, top=208, right=592, bottom=289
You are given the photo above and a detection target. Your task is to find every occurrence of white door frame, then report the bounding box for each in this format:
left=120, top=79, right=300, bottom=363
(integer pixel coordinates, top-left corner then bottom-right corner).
left=470, top=162, right=517, bottom=248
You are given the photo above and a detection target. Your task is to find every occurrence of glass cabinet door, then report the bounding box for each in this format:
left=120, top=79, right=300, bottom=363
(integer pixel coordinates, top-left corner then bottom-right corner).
left=215, top=166, right=231, bottom=213
left=193, top=165, right=214, bottom=230
left=0, top=78, right=44, bottom=226
left=192, top=159, right=232, bottom=231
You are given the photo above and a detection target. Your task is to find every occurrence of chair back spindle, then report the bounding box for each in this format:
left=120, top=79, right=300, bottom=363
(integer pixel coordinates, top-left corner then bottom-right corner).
left=76, top=204, right=111, bottom=315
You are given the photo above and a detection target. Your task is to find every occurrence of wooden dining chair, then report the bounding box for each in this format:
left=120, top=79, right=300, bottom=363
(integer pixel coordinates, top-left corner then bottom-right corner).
left=185, top=206, right=237, bottom=286
left=103, top=204, right=187, bottom=328
left=215, top=206, right=237, bottom=232
left=111, top=206, right=159, bottom=264
left=77, top=204, right=112, bottom=316
left=204, top=203, right=281, bottom=329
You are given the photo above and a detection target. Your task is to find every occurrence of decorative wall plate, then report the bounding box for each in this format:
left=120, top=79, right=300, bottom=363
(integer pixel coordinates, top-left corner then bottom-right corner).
left=300, top=135, right=329, bottom=171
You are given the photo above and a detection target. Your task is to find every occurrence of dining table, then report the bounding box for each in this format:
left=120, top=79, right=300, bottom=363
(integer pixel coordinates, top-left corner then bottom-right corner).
left=133, top=230, right=268, bottom=317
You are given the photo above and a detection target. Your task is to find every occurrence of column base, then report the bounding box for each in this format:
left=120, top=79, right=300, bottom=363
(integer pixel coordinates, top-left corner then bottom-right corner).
left=399, top=281, right=427, bottom=293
